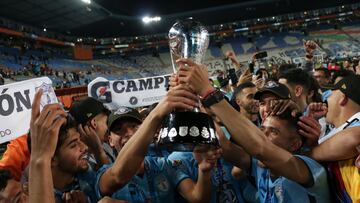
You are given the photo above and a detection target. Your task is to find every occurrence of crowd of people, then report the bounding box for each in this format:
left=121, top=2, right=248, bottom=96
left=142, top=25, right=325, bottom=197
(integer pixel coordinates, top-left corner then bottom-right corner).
left=0, top=40, right=359, bottom=203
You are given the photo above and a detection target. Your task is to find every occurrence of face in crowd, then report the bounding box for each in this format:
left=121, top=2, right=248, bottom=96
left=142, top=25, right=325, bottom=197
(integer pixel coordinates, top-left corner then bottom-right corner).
left=260, top=115, right=302, bottom=153
left=313, top=70, right=330, bottom=88
left=109, top=118, right=141, bottom=152
left=259, top=92, right=279, bottom=120
left=53, top=127, right=89, bottom=174
left=0, top=170, right=28, bottom=203
left=235, top=85, right=260, bottom=115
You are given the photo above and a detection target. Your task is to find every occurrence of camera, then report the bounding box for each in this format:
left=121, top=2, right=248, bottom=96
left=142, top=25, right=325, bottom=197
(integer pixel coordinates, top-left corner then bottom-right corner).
left=254, top=51, right=268, bottom=59
left=227, top=68, right=238, bottom=85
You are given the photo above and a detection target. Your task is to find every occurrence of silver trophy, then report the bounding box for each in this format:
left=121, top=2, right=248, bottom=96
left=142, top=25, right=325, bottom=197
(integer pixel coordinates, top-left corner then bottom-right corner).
left=157, top=18, right=219, bottom=151
left=168, top=18, right=209, bottom=73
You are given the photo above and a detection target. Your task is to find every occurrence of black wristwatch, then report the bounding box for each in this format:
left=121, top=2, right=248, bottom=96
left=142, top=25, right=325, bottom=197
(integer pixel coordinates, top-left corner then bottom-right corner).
left=202, top=89, right=224, bottom=108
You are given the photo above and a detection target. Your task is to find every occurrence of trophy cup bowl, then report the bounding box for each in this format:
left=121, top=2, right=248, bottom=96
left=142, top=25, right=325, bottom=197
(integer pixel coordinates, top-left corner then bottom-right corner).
left=157, top=18, right=219, bottom=151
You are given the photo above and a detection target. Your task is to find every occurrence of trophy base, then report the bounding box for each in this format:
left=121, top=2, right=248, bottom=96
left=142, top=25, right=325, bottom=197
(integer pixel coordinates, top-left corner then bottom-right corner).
left=157, top=111, right=219, bottom=152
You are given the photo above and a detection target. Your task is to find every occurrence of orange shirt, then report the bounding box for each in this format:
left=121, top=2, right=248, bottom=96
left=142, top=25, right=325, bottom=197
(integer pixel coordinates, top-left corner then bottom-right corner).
left=0, top=135, right=30, bottom=181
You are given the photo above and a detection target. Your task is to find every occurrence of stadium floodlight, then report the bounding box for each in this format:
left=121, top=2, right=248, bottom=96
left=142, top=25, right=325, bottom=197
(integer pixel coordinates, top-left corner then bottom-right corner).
left=81, top=0, right=91, bottom=4
left=142, top=16, right=161, bottom=24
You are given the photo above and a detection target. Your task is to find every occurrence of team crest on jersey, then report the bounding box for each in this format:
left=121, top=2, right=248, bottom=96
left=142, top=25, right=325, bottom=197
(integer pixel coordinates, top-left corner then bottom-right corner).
left=154, top=174, right=170, bottom=192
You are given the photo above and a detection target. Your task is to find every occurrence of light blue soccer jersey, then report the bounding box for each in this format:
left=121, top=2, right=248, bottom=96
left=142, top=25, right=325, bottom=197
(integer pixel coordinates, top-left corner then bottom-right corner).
left=95, top=156, right=189, bottom=203
left=54, top=168, right=98, bottom=203
left=252, top=155, right=330, bottom=203
left=168, top=152, right=246, bottom=203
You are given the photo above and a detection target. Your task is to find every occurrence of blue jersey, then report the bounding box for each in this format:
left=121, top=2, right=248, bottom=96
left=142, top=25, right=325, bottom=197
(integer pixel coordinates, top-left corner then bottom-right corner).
left=95, top=156, right=189, bottom=203
left=168, top=152, right=246, bottom=203
left=147, top=143, right=170, bottom=158
left=252, top=155, right=330, bottom=203
left=54, top=168, right=97, bottom=203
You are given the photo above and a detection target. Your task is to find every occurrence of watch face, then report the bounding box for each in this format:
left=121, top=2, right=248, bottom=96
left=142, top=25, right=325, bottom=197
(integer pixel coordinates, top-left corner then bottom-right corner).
left=215, top=91, right=224, bottom=101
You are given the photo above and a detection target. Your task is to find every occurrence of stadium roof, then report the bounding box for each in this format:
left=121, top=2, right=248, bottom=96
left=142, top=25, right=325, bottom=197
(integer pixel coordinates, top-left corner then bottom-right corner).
left=0, top=0, right=358, bottom=38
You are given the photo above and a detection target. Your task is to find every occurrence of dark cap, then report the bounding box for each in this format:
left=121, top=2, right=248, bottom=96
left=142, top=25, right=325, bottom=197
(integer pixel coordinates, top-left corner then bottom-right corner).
left=254, top=80, right=291, bottom=100
left=69, top=97, right=109, bottom=125
left=108, top=107, right=142, bottom=130
left=333, top=75, right=360, bottom=106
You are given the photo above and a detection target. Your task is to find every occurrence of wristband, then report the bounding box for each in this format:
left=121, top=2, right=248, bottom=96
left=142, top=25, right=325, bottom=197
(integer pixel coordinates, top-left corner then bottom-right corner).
left=202, top=89, right=224, bottom=108
left=201, top=88, right=216, bottom=99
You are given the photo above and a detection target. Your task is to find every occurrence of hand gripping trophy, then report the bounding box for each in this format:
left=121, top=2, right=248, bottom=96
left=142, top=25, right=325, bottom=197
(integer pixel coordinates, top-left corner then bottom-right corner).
left=157, top=18, right=219, bottom=151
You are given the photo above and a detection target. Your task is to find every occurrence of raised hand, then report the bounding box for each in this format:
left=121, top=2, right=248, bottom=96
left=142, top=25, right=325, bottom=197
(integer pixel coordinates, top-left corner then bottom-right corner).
left=168, top=74, right=179, bottom=90
left=304, top=40, right=318, bottom=59
left=307, top=102, right=327, bottom=119
left=78, top=124, right=103, bottom=153
left=193, top=146, right=222, bottom=173
left=225, top=51, right=238, bottom=63
left=153, top=84, right=198, bottom=118
left=253, top=77, right=265, bottom=89
left=268, top=99, right=300, bottom=117
left=237, top=68, right=253, bottom=86
left=297, top=116, right=321, bottom=147
left=176, top=58, right=213, bottom=97
left=30, top=89, right=67, bottom=161
left=29, top=89, right=67, bottom=203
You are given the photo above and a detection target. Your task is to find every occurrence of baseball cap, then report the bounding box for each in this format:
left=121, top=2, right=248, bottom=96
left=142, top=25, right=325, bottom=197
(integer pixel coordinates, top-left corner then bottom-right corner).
left=69, top=97, right=110, bottom=125
left=108, top=107, right=142, bottom=130
left=333, top=74, right=360, bottom=106
left=254, top=80, right=291, bottom=100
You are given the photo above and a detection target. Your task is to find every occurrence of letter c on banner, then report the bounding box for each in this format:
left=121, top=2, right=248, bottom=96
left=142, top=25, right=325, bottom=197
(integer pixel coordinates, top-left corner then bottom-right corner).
left=90, top=81, right=111, bottom=103
left=113, top=81, right=125, bottom=93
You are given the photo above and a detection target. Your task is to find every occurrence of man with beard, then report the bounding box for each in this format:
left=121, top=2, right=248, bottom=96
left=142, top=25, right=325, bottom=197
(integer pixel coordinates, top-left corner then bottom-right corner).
left=177, top=58, right=331, bottom=203
left=29, top=90, right=95, bottom=202
left=70, top=97, right=115, bottom=169
left=278, top=68, right=312, bottom=114
left=232, top=82, right=260, bottom=125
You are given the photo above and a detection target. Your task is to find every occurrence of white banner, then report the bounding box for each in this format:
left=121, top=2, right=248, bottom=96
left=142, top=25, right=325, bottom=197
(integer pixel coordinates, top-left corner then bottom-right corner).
left=0, top=77, right=58, bottom=144
left=88, top=75, right=171, bottom=109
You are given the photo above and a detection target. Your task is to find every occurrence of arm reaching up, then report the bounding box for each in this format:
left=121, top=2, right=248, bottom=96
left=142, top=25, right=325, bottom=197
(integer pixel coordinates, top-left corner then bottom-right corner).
left=29, top=90, right=67, bottom=203
left=177, top=58, right=314, bottom=186
left=98, top=84, right=199, bottom=196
